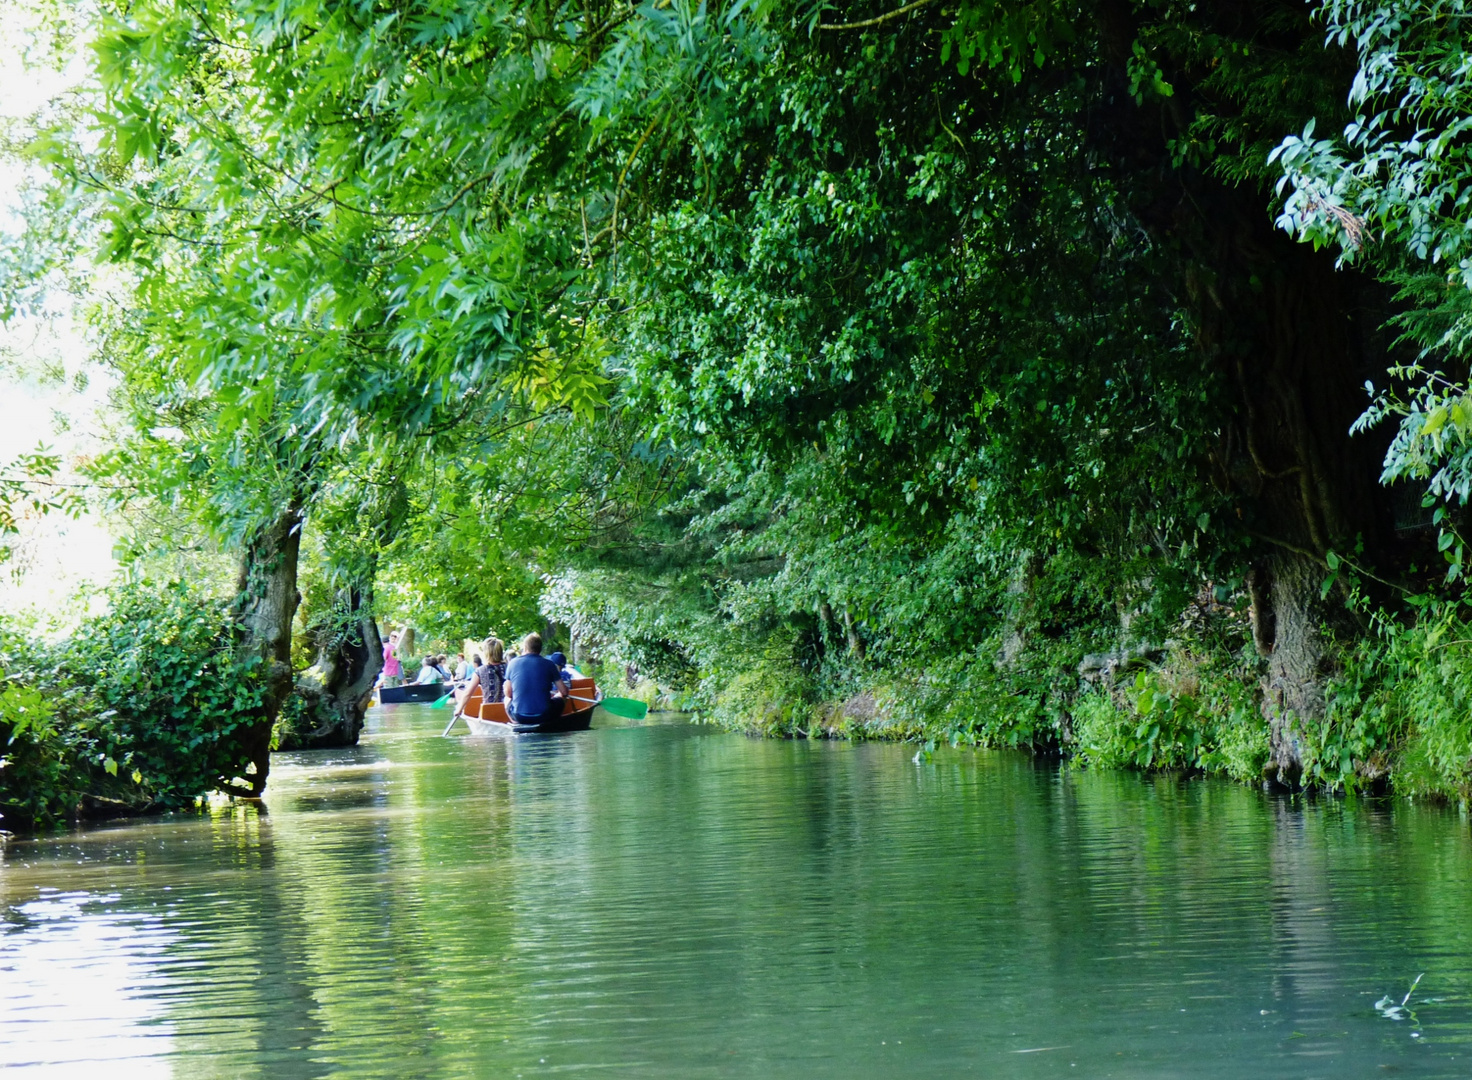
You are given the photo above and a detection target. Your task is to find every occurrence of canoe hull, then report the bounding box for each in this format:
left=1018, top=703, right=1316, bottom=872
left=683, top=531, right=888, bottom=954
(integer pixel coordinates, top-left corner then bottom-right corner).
left=463, top=699, right=595, bottom=736
left=378, top=683, right=450, bottom=704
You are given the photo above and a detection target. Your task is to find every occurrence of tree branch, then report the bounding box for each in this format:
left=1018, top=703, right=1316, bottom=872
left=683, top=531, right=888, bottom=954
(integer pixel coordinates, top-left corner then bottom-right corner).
left=818, top=0, right=936, bottom=31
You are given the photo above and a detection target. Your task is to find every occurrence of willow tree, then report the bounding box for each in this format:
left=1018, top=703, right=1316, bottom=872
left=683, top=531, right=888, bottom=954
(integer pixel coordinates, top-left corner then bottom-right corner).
left=94, top=352, right=326, bottom=787
left=63, top=0, right=655, bottom=776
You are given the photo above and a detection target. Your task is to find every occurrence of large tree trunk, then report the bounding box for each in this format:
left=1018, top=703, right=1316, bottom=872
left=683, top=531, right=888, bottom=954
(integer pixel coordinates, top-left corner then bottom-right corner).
left=278, top=584, right=383, bottom=750
left=1219, top=242, right=1389, bottom=787
left=232, top=499, right=306, bottom=795
left=1092, top=0, right=1396, bottom=787
left=273, top=474, right=407, bottom=750
left=1257, top=553, right=1332, bottom=785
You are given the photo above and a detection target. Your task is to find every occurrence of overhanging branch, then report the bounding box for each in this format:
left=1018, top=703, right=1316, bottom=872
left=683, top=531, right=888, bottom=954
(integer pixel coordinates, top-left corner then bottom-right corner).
left=818, top=0, right=936, bottom=31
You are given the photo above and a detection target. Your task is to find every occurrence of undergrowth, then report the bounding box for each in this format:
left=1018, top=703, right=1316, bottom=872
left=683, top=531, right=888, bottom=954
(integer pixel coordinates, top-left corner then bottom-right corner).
left=1, top=581, right=265, bottom=831
left=688, top=595, right=1472, bottom=806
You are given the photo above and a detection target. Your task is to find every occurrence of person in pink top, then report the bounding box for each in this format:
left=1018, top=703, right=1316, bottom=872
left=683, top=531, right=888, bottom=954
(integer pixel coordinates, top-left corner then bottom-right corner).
left=381, top=630, right=404, bottom=688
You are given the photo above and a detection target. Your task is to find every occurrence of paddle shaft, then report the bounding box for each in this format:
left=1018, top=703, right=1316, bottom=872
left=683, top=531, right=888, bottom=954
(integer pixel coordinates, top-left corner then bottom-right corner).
left=438, top=688, right=464, bottom=736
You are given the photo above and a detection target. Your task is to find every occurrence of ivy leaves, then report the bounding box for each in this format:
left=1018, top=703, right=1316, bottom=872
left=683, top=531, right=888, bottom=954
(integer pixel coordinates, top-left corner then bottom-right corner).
left=0, top=581, right=266, bottom=827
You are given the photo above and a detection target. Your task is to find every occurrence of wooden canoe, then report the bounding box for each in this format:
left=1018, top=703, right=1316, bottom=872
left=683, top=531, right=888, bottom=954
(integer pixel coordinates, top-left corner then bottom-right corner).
left=459, top=677, right=598, bottom=735
left=378, top=682, right=451, bottom=704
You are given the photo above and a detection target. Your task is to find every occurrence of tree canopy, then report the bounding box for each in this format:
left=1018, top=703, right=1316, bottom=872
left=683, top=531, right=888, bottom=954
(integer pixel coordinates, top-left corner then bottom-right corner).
left=13, top=0, right=1472, bottom=817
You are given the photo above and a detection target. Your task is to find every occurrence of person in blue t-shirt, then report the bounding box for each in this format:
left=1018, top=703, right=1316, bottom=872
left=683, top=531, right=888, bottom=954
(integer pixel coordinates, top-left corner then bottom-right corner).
left=504, top=633, right=569, bottom=724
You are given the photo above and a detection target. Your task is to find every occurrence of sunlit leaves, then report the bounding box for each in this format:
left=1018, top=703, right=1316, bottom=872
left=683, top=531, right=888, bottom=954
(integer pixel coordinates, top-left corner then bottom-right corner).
left=937, top=0, right=1074, bottom=82
left=0, top=444, right=83, bottom=563
left=0, top=581, right=267, bottom=826
left=1274, top=0, right=1472, bottom=280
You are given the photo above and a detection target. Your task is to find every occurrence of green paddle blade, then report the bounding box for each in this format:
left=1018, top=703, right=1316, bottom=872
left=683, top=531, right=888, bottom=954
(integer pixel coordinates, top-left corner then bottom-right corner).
left=429, top=690, right=455, bottom=708
left=596, top=696, right=648, bottom=720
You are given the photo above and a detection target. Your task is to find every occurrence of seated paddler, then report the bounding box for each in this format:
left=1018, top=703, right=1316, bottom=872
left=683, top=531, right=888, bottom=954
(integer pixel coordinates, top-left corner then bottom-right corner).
left=548, top=651, right=581, bottom=685
left=503, top=632, right=569, bottom=726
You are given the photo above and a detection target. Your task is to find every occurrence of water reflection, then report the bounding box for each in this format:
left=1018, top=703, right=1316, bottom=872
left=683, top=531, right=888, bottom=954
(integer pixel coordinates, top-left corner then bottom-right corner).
left=3, top=709, right=1472, bottom=1077
left=1, top=892, right=175, bottom=1077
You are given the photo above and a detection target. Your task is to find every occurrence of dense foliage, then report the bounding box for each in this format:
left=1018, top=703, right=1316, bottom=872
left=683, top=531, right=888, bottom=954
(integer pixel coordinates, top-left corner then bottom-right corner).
left=0, top=581, right=266, bottom=828
left=1275, top=0, right=1472, bottom=534
left=15, top=0, right=1472, bottom=820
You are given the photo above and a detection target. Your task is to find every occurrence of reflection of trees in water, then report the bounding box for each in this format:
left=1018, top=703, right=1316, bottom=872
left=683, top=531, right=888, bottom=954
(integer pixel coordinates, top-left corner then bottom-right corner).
left=155, top=740, right=527, bottom=1077
left=1263, top=798, right=1343, bottom=1044
left=113, top=803, right=331, bottom=1080
left=192, top=805, right=333, bottom=1080
left=20, top=727, right=1472, bottom=1075
left=1266, top=797, right=1472, bottom=1042
left=507, top=742, right=1468, bottom=1069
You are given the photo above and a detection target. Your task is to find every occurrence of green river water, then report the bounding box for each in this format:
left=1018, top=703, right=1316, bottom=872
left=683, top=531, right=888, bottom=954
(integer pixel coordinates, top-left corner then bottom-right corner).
left=5, top=705, right=1472, bottom=1078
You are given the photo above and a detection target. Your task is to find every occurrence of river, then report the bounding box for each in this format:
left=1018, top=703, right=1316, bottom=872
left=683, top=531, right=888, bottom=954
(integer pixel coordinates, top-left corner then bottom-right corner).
left=3, top=706, right=1472, bottom=1077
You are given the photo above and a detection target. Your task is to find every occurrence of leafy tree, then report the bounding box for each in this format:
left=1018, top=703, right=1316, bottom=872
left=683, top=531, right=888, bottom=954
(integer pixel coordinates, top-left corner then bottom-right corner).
left=52, top=0, right=685, bottom=769
left=584, top=0, right=1408, bottom=779
left=1274, top=0, right=1472, bottom=563
left=18, top=0, right=1472, bottom=804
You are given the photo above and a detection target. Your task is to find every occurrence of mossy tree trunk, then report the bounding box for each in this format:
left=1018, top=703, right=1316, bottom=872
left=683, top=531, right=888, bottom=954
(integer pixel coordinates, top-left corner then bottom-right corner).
left=274, top=474, right=407, bottom=751
left=1202, top=239, right=1387, bottom=788
left=280, top=582, right=382, bottom=750
left=232, top=498, right=306, bottom=794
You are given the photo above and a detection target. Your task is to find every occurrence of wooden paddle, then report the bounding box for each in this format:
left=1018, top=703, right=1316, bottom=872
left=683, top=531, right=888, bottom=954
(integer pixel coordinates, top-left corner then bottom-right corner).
left=568, top=694, right=648, bottom=720
left=435, top=687, right=463, bottom=737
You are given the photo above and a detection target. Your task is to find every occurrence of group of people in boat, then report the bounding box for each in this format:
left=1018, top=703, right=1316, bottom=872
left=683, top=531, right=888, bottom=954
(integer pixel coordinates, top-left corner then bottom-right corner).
left=415, top=654, right=455, bottom=684
left=377, top=626, right=584, bottom=726
left=459, top=633, right=585, bottom=726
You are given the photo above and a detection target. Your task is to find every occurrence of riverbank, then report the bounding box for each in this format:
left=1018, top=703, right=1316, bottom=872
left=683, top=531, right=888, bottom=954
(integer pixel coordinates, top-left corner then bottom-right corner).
left=6, top=590, right=1470, bottom=839
left=695, top=612, right=1472, bottom=806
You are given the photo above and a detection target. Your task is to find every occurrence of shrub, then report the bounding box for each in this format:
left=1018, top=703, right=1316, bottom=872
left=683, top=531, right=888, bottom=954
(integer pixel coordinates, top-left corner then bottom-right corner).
left=864, top=651, right=1064, bottom=751
left=708, top=665, right=817, bottom=736
left=0, top=682, right=78, bottom=827
left=1072, top=677, right=1207, bottom=772
left=0, top=581, right=266, bottom=830
left=1073, top=656, right=1267, bottom=783
left=1316, top=606, right=1472, bottom=800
